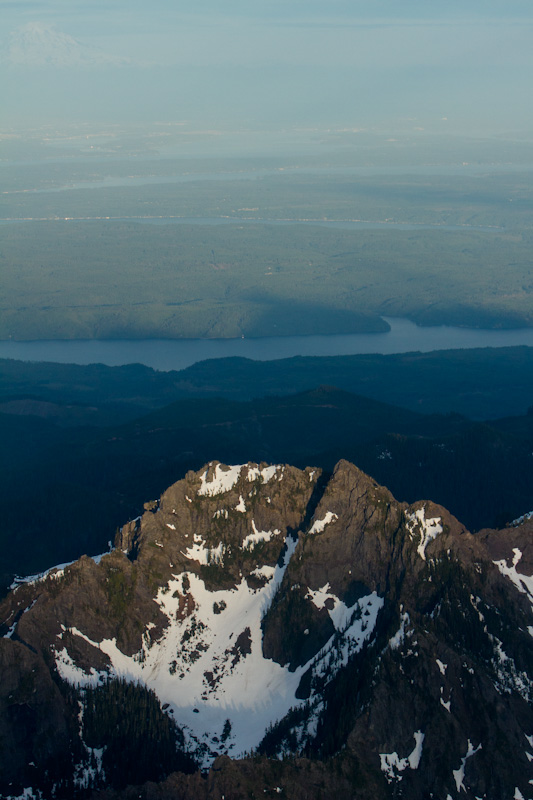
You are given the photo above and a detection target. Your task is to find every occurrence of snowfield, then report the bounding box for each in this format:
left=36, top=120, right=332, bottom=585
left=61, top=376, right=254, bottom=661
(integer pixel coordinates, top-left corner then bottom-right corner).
left=54, top=527, right=383, bottom=766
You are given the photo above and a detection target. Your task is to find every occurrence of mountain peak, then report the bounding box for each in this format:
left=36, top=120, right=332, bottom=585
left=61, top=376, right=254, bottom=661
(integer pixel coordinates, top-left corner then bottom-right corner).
left=7, top=22, right=128, bottom=68
left=1, top=460, right=532, bottom=799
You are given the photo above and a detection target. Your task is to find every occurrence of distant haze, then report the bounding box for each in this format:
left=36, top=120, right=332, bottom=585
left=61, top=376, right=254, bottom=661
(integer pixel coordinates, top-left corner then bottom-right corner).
left=1, top=0, right=533, bottom=137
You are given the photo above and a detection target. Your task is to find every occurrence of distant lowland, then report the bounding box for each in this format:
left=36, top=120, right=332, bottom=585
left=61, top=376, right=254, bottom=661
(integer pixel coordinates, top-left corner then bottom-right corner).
left=2, top=165, right=533, bottom=341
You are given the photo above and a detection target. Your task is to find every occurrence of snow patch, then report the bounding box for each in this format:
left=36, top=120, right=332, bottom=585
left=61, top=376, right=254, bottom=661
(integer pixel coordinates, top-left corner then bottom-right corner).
left=379, top=731, right=425, bottom=782
left=250, top=565, right=276, bottom=580
left=452, top=740, right=482, bottom=793
left=408, top=731, right=425, bottom=769
left=308, top=512, right=338, bottom=535
left=53, top=642, right=106, bottom=687
left=3, top=599, right=37, bottom=639
left=436, top=659, right=447, bottom=675
left=493, top=549, right=533, bottom=612
left=406, top=508, right=443, bottom=560
left=11, top=562, right=73, bottom=588
left=511, top=511, right=533, bottom=526
left=54, top=533, right=305, bottom=766
left=242, top=520, right=281, bottom=550
left=4, top=790, right=43, bottom=800
left=53, top=530, right=382, bottom=769
left=4, top=620, right=18, bottom=639
left=490, top=631, right=533, bottom=701
left=73, top=746, right=105, bottom=790
left=306, top=583, right=334, bottom=609
left=306, top=584, right=382, bottom=634
left=198, top=464, right=243, bottom=497
left=10, top=549, right=109, bottom=589
left=306, top=591, right=383, bottom=682
left=183, top=538, right=225, bottom=566
left=235, top=495, right=246, bottom=513
left=247, top=465, right=279, bottom=484
left=389, top=610, right=412, bottom=650
left=440, top=696, right=451, bottom=713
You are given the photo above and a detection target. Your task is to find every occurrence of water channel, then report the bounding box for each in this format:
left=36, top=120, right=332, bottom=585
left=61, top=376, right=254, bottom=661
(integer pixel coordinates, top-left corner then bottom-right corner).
left=1, top=317, right=533, bottom=373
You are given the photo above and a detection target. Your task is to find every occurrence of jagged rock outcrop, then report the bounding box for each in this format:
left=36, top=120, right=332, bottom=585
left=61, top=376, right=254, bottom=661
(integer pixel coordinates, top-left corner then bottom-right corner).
left=0, top=460, right=532, bottom=800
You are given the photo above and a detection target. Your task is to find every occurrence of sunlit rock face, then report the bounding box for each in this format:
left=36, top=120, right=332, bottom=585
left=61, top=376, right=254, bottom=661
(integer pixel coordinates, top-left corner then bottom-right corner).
left=1, top=460, right=532, bottom=799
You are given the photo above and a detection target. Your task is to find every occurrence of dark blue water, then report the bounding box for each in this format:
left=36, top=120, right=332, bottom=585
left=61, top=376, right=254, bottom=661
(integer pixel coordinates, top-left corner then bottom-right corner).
left=1, top=317, right=532, bottom=372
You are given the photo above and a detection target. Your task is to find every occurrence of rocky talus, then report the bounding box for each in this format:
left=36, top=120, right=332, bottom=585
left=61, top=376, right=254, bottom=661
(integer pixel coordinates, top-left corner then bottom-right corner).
left=0, top=460, right=532, bottom=800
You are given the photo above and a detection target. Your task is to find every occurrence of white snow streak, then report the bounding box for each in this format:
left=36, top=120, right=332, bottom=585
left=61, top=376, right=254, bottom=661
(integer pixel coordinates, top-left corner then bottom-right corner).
left=242, top=520, right=281, bottom=550
left=379, top=731, right=425, bottom=782
left=452, top=740, right=482, bottom=793
left=198, top=464, right=243, bottom=497
left=197, top=463, right=283, bottom=500
left=10, top=551, right=109, bottom=590
left=247, top=465, right=279, bottom=484
left=306, top=584, right=383, bottom=634
left=406, top=508, right=443, bottom=560
left=308, top=512, right=338, bottom=535
left=389, top=610, right=412, bottom=650
left=2, top=600, right=37, bottom=639
left=493, top=549, right=533, bottom=615
left=307, top=591, right=383, bottom=682
left=440, top=696, right=451, bottom=713
left=235, top=495, right=246, bottom=513
left=511, top=511, right=533, bottom=526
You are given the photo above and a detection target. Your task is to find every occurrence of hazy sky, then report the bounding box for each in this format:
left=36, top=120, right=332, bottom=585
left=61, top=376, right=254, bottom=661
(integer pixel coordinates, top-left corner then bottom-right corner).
left=2, top=0, right=533, bottom=134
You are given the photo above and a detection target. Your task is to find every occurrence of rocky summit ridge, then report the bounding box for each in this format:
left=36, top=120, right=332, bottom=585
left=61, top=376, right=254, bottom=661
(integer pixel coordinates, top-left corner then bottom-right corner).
left=1, top=459, right=532, bottom=800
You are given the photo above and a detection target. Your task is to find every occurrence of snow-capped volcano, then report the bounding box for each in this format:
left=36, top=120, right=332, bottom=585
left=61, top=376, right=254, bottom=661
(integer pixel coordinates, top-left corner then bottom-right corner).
left=6, top=22, right=127, bottom=67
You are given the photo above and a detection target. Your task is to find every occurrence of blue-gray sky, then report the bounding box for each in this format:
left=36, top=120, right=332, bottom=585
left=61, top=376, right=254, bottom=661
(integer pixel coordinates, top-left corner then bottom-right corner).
left=2, top=0, right=532, bottom=134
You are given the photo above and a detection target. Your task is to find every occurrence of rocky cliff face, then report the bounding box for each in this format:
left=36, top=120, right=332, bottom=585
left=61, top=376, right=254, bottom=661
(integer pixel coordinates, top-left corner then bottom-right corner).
left=1, top=460, right=532, bottom=800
